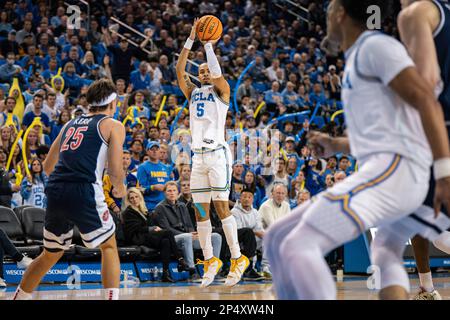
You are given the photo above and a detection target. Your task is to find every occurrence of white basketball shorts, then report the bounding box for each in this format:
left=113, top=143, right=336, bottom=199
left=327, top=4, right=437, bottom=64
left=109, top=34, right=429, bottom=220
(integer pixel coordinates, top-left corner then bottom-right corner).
left=190, top=144, right=232, bottom=203
left=301, top=153, right=430, bottom=244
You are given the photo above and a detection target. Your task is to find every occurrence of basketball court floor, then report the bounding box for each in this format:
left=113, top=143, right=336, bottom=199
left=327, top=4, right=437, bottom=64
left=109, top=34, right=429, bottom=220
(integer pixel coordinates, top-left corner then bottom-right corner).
left=2, top=274, right=450, bottom=300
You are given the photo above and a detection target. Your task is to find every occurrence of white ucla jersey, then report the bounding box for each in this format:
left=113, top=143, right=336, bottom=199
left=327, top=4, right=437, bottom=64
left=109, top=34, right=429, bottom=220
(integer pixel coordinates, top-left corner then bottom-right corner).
left=24, top=181, right=46, bottom=208
left=189, top=85, right=229, bottom=149
left=341, top=31, right=432, bottom=173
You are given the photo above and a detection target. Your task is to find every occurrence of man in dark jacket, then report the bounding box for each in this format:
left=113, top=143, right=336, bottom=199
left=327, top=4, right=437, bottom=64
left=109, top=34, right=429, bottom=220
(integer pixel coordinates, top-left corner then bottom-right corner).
left=154, top=181, right=222, bottom=271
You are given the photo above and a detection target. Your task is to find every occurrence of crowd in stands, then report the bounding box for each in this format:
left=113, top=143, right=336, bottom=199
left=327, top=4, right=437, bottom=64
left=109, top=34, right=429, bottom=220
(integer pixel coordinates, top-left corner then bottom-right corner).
left=0, top=0, right=391, bottom=283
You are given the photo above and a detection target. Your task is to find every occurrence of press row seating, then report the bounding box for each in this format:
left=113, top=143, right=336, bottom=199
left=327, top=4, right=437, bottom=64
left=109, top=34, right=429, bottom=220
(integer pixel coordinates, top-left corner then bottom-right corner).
left=1, top=206, right=160, bottom=262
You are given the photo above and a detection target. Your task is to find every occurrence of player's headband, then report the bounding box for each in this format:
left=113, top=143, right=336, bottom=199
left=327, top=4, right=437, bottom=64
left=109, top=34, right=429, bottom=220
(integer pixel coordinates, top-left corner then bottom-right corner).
left=91, top=93, right=117, bottom=107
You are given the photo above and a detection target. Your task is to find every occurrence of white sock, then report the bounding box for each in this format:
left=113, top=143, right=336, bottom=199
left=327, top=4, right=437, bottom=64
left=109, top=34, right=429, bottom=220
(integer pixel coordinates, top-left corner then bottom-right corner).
left=221, top=216, right=241, bottom=259
left=197, top=220, right=214, bottom=260
left=418, top=272, right=434, bottom=292
left=433, top=231, right=450, bottom=254
left=105, top=288, right=120, bottom=300
left=12, top=287, right=32, bottom=300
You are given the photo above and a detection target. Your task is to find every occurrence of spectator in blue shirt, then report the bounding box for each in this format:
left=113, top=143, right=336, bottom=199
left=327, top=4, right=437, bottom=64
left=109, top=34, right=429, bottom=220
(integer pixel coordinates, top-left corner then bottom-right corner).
left=309, top=83, right=327, bottom=106
left=137, top=141, right=172, bottom=211
left=43, top=45, right=61, bottom=69
left=61, top=46, right=83, bottom=75
left=0, top=52, right=23, bottom=85
left=41, top=57, right=58, bottom=81
left=62, top=62, right=88, bottom=101
left=264, top=81, right=283, bottom=111
left=218, top=34, right=235, bottom=55
left=0, top=97, right=21, bottom=131
left=62, top=35, right=84, bottom=60
left=281, top=81, right=299, bottom=109
left=22, top=93, right=50, bottom=131
left=130, top=62, right=151, bottom=91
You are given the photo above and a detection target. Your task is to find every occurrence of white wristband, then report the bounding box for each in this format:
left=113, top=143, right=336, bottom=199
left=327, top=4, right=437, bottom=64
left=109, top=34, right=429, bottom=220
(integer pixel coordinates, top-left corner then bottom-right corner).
left=433, top=158, right=450, bottom=180
left=184, top=38, right=194, bottom=50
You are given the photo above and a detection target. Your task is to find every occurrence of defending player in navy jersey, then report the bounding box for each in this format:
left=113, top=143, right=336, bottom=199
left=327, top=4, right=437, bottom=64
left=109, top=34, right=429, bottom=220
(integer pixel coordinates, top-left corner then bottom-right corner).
left=176, top=18, right=249, bottom=288
left=398, top=0, right=450, bottom=300
left=13, top=79, right=126, bottom=300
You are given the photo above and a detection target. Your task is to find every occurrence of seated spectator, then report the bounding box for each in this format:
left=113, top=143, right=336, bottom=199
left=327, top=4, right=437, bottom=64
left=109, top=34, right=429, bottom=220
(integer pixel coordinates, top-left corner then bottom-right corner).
left=122, top=188, right=190, bottom=283
left=0, top=97, right=21, bottom=131
left=137, top=141, right=172, bottom=211
left=130, top=62, right=151, bottom=91
left=0, top=52, right=23, bottom=86
left=24, top=92, right=56, bottom=120
left=309, top=83, right=327, bottom=106
left=154, top=181, right=222, bottom=279
left=62, top=62, right=89, bottom=102
left=128, top=139, right=144, bottom=170
left=264, top=81, right=282, bottom=112
left=61, top=46, right=83, bottom=75
left=41, top=57, right=59, bottom=82
left=243, top=170, right=263, bottom=209
left=218, top=34, right=235, bottom=56
left=229, top=161, right=245, bottom=208
left=0, top=228, right=33, bottom=288
left=338, top=155, right=354, bottom=175
left=22, top=94, right=51, bottom=131
left=265, top=59, right=285, bottom=82
left=103, top=150, right=138, bottom=214
left=231, top=187, right=267, bottom=280
left=296, top=189, right=311, bottom=207
left=20, top=159, right=48, bottom=208
left=236, top=76, right=257, bottom=104
left=281, top=81, right=299, bottom=109
left=258, top=183, right=290, bottom=230
left=0, top=30, right=19, bottom=58
left=49, top=109, right=71, bottom=142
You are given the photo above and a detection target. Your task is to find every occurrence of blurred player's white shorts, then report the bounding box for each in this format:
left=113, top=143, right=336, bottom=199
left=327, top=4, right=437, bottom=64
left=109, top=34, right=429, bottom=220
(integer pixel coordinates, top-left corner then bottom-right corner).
left=302, top=152, right=437, bottom=244
left=190, top=144, right=232, bottom=203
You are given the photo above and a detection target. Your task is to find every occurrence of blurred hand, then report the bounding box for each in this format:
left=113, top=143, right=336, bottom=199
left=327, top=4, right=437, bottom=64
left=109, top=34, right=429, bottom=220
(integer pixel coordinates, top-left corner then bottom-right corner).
left=434, top=177, right=450, bottom=218
left=307, top=131, right=335, bottom=158
left=126, top=84, right=133, bottom=94
left=189, top=18, right=199, bottom=41
left=154, top=226, right=162, bottom=232
left=11, top=184, right=20, bottom=192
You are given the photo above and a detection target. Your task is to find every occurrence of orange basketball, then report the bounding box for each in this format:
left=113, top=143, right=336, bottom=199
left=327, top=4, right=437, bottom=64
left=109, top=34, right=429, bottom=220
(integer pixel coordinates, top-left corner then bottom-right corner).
left=196, top=15, right=223, bottom=41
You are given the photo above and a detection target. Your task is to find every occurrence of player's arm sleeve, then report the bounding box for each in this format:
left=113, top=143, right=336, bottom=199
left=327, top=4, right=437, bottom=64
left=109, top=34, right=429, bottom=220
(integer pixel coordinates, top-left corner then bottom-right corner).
left=359, top=36, right=415, bottom=86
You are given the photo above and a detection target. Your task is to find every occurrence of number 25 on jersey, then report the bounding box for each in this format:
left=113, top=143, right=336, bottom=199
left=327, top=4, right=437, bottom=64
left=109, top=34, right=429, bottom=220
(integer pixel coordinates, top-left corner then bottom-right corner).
left=60, top=126, right=88, bottom=152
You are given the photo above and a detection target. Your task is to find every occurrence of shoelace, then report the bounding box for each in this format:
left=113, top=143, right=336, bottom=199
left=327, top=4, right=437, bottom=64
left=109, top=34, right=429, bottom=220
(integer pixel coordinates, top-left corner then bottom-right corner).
left=196, top=258, right=211, bottom=272
left=229, top=259, right=238, bottom=273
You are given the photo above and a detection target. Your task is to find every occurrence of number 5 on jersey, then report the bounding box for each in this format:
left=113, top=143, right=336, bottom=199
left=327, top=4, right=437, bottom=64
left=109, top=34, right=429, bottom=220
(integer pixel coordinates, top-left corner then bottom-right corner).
left=196, top=103, right=205, bottom=117
left=61, top=126, right=88, bottom=152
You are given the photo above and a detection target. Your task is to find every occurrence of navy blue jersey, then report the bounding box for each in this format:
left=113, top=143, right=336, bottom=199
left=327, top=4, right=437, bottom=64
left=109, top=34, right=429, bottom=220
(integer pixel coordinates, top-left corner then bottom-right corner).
left=49, top=114, right=109, bottom=184
left=433, top=0, right=450, bottom=120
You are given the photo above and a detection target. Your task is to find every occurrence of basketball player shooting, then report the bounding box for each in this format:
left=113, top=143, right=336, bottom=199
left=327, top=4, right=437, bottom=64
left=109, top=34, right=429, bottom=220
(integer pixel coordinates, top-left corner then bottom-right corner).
left=13, top=79, right=126, bottom=300
left=176, top=17, right=249, bottom=288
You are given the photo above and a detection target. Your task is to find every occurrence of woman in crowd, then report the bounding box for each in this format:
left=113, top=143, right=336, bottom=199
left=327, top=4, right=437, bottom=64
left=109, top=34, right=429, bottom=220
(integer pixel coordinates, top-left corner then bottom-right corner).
left=20, top=158, right=48, bottom=208
left=50, top=109, right=71, bottom=143
left=122, top=188, right=190, bottom=283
